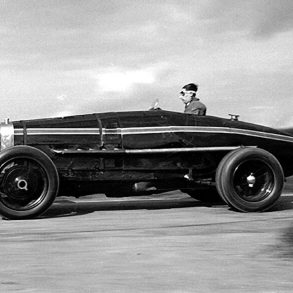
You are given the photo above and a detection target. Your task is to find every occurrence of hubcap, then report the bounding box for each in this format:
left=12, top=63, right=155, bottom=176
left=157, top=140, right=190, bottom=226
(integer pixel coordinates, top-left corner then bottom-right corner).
left=0, top=158, right=48, bottom=210
left=246, top=173, right=256, bottom=187
left=16, top=178, right=28, bottom=191
left=233, top=160, right=274, bottom=202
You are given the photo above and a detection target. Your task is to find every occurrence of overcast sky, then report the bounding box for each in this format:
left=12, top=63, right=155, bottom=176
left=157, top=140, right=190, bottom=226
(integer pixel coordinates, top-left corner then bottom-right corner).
left=0, top=0, right=292, bottom=127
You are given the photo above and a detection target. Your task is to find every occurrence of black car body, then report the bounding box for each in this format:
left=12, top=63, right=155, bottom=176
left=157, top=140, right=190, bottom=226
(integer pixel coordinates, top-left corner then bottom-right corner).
left=1, top=110, right=293, bottom=219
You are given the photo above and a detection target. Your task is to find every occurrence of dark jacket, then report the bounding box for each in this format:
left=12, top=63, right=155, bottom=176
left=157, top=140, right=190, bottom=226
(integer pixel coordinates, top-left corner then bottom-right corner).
left=184, top=99, right=207, bottom=115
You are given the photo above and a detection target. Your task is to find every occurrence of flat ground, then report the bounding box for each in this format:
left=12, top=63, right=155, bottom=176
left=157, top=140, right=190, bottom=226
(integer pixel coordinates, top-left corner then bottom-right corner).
left=1, top=184, right=293, bottom=292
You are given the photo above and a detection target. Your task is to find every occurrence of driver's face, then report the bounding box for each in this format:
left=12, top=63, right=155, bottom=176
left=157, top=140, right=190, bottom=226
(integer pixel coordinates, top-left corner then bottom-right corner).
left=179, top=90, right=193, bottom=104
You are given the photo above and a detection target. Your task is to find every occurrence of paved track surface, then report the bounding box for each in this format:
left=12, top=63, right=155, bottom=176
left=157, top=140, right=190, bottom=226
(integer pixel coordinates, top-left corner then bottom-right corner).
left=1, top=186, right=293, bottom=292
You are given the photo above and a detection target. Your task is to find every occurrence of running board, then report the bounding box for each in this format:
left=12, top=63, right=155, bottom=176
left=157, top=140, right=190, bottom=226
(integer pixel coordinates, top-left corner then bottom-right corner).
left=51, top=146, right=256, bottom=155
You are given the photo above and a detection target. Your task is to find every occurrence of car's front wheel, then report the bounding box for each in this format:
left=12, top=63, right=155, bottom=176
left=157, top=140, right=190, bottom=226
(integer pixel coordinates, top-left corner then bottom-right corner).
left=0, top=146, right=59, bottom=219
left=215, top=148, right=284, bottom=212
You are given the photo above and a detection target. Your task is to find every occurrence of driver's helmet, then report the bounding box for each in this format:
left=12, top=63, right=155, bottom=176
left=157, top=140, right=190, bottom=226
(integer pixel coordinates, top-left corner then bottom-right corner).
left=182, top=83, right=198, bottom=92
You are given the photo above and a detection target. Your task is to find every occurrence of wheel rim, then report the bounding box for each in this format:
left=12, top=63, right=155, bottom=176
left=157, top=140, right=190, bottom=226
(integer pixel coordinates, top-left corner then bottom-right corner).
left=232, top=159, right=275, bottom=202
left=0, top=158, right=49, bottom=211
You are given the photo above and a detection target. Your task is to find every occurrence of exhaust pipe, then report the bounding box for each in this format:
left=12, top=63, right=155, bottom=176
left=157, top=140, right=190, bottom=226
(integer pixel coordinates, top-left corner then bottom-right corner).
left=133, top=182, right=157, bottom=193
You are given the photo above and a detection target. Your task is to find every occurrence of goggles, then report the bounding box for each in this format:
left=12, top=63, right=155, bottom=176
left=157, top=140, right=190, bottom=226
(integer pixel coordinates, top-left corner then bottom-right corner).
left=179, top=90, right=196, bottom=96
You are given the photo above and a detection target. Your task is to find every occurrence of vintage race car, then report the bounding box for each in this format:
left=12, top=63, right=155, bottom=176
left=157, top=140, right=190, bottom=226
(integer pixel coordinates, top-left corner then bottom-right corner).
left=0, top=109, right=293, bottom=219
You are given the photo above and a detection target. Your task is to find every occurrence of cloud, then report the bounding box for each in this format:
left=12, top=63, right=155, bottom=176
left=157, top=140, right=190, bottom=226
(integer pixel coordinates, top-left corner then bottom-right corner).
left=199, top=0, right=293, bottom=39
left=95, top=62, right=169, bottom=94
left=250, top=106, right=274, bottom=111
left=96, top=68, right=155, bottom=93
left=250, top=0, right=293, bottom=38
left=56, top=94, right=67, bottom=101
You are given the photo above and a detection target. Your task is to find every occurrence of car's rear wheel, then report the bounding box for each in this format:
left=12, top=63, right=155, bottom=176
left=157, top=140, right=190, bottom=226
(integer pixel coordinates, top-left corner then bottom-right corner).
left=216, top=148, right=284, bottom=212
left=0, top=146, right=59, bottom=219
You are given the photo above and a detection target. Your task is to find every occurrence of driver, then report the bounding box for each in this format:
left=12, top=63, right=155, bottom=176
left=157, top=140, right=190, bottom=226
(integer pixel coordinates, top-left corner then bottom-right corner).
left=179, top=83, right=206, bottom=115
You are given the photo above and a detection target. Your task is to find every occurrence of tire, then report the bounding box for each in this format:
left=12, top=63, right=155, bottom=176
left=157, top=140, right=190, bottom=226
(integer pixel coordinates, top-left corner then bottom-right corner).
left=0, top=146, right=59, bottom=219
left=215, top=150, right=239, bottom=204
left=215, top=147, right=284, bottom=212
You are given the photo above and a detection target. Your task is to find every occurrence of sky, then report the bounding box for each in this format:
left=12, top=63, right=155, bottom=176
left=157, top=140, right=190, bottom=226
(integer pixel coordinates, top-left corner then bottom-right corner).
left=0, top=0, right=293, bottom=127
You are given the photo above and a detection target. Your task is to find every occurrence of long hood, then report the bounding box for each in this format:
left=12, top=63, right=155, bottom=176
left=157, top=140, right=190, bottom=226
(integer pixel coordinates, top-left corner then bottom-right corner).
left=2, top=110, right=293, bottom=152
